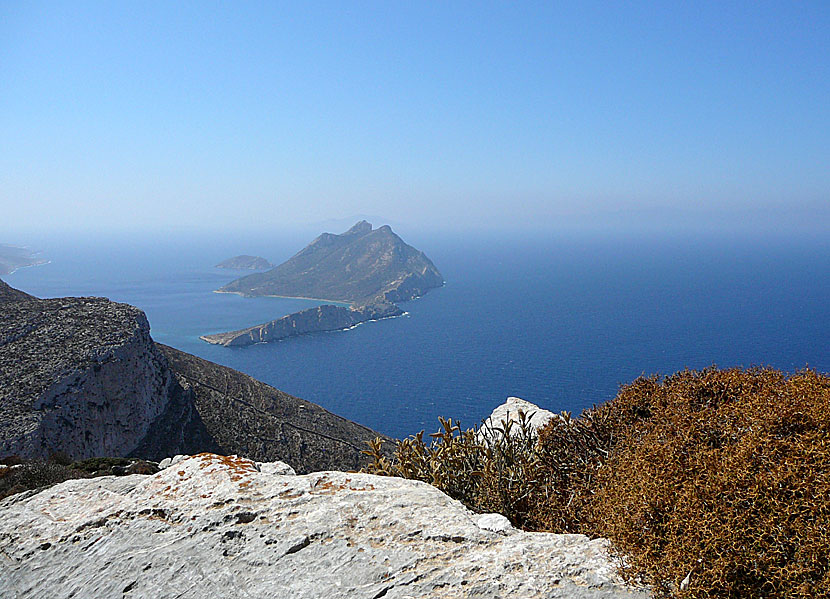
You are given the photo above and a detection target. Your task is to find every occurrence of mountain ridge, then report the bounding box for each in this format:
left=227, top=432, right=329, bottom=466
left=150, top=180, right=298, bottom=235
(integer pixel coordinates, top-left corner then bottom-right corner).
left=217, top=221, right=443, bottom=306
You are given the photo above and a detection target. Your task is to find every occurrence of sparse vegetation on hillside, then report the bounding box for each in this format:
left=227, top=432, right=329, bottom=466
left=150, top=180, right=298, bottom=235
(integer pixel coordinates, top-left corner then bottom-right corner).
left=365, top=366, right=830, bottom=598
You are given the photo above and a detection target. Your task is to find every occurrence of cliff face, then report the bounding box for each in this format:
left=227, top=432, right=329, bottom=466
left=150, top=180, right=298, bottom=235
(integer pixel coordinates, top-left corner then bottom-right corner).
left=0, top=282, right=387, bottom=472
left=0, top=289, right=175, bottom=459
left=218, top=221, right=443, bottom=305
left=0, top=453, right=650, bottom=598
left=200, top=302, right=403, bottom=347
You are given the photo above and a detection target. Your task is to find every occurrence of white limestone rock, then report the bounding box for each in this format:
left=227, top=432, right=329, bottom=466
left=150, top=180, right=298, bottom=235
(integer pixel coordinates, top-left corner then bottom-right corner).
left=257, top=460, right=296, bottom=475
left=0, top=453, right=649, bottom=599
left=476, top=512, right=514, bottom=534
left=480, top=396, right=559, bottom=442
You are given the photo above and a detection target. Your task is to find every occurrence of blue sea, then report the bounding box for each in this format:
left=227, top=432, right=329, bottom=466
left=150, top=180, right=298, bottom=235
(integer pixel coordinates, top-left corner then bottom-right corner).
left=6, top=228, right=829, bottom=439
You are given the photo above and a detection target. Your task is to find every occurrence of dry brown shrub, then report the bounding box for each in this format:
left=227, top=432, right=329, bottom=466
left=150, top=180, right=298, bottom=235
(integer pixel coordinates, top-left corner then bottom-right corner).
left=585, top=367, right=830, bottom=598
left=365, top=366, right=830, bottom=598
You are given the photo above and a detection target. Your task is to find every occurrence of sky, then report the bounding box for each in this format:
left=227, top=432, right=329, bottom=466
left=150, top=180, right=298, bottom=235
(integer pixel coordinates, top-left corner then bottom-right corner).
left=1, top=1, right=828, bottom=235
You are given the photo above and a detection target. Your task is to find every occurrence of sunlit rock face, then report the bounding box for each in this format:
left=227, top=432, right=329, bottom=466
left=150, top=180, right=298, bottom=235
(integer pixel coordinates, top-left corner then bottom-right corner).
left=0, top=290, right=175, bottom=459
left=0, top=453, right=650, bottom=599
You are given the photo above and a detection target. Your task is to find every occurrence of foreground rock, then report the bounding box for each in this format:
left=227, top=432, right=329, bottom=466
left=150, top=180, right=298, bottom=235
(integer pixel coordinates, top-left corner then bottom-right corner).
left=0, top=281, right=388, bottom=471
left=201, top=302, right=403, bottom=347
left=0, top=453, right=649, bottom=598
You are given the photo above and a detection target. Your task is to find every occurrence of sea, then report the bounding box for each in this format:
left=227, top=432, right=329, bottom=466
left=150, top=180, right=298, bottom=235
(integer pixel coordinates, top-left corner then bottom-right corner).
left=6, top=227, right=829, bottom=440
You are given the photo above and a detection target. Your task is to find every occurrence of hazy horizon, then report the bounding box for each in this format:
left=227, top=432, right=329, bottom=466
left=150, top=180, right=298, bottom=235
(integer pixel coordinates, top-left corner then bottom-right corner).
left=2, top=2, right=828, bottom=237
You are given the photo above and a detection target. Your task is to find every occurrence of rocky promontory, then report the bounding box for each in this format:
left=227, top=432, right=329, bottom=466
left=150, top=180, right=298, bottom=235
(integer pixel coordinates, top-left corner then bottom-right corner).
left=204, top=221, right=442, bottom=346
left=215, top=255, right=274, bottom=270
left=201, top=302, right=403, bottom=347
left=0, top=280, right=388, bottom=472
left=0, top=453, right=649, bottom=598
left=0, top=244, right=47, bottom=275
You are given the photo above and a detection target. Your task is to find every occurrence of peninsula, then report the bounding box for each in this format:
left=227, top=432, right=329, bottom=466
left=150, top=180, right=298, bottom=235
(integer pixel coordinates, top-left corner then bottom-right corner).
left=0, top=244, right=47, bottom=275
left=201, top=221, right=443, bottom=346
left=215, top=255, right=273, bottom=270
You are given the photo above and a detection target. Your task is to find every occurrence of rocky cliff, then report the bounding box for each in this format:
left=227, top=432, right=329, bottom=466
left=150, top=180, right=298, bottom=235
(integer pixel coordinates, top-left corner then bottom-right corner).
left=200, top=302, right=403, bottom=347
left=0, top=281, right=387, bottom=472
left=0, top=289, right=175, bottom=460
left=0, top=453, right=650, bottom=598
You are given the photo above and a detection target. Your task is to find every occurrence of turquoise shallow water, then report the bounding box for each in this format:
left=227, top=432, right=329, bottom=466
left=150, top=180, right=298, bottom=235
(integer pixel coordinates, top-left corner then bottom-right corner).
left=7, top=229, right=829, bottom=439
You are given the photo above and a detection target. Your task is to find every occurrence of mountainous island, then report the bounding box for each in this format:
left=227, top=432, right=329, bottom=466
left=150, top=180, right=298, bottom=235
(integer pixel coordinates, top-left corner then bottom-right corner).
left=201, top=221, right=443, bottom=346
left=215, top=255, right=274, bottom=270
left=0, top=244, right=47, bottom=275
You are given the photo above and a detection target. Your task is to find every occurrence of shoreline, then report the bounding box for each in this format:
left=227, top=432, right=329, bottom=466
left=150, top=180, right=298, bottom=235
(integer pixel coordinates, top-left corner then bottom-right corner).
left=3, top=260, right=51, bottom=277
left=213, top=289, right=353, bottom=306
left=199, top=310, right=410, bottom=346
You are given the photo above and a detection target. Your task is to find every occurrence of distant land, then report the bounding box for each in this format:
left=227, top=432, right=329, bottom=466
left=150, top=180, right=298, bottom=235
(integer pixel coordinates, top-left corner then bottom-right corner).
left=0, top=244, right=47, bottom=275
left=202, top=221, right=443, bottom=346
left=215, top=255, right=274, bottom=270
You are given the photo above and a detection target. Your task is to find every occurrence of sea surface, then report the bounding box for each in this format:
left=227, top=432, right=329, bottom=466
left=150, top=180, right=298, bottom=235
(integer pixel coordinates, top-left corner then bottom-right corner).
left=6, top=228, right=829, bottom=439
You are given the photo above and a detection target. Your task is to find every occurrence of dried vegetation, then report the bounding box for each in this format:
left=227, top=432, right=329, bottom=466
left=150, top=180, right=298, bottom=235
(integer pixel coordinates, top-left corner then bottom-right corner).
left=365, top=366, right=830, bottom=598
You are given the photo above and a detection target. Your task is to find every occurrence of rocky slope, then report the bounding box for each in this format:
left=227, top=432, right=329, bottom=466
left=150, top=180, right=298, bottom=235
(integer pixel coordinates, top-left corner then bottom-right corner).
left=215, top=255, right=274, bottom=270
left=218, top=221, right=443, bottom=305
left=201, top=302, right=403, bottom=347
left=0, top=281, right=387, bottom=472
left=0, top=453, right=650, bottom=598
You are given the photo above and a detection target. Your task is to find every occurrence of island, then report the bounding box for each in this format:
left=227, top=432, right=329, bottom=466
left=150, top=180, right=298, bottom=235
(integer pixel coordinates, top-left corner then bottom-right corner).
left=201, top=221, right=443, bottom=346
left=215, top=255, right=274, bottom=270
left=0, top=244, right=47, bottom=275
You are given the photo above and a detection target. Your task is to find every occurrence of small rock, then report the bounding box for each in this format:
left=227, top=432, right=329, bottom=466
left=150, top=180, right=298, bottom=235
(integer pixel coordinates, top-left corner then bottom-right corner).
left=257, top=461, right=296, bottom=476
left=158, top=458, right=172, bottom=469
left=476, top=513, right=514, bottom=534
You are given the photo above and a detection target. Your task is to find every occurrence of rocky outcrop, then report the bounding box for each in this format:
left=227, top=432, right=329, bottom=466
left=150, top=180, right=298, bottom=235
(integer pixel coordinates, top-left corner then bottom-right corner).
left=0, top=278, right=34, bottom=303
left=215, top=255, right=274, bottom=270
left=0, top=453, right=650, bottom=598
left=481, top=396, right=559, bottom=437
left=0, top=283, right=388, bottom=472
left=0, top=292, right=176, bottom=460
left=200, top=302, right=403, bottom=347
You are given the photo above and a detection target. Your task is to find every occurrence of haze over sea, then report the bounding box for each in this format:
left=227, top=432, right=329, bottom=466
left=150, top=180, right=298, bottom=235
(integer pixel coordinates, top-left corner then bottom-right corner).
left=7, top=227, right=829, bottom=439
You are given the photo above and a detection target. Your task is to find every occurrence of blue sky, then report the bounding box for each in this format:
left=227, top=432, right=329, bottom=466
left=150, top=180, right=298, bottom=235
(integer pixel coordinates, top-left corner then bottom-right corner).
left=1, top=1, right=828, bottom=234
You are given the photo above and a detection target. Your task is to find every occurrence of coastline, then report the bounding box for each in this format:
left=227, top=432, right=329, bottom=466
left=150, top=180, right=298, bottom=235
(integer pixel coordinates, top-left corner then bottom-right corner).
left=212, top=289, right=353, bottom=306
left=199, top=309, right=410, bottom=346
left=3, top=259, right=51, bottom=277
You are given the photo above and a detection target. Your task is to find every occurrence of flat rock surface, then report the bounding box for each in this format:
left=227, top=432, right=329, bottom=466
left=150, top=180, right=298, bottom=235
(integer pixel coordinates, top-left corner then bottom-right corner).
left=0, top=453, right=649, bottom=599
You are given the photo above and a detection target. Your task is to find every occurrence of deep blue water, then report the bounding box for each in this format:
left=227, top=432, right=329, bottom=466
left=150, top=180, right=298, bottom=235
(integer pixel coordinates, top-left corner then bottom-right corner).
left=7, top=229, right=829, bottom=439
